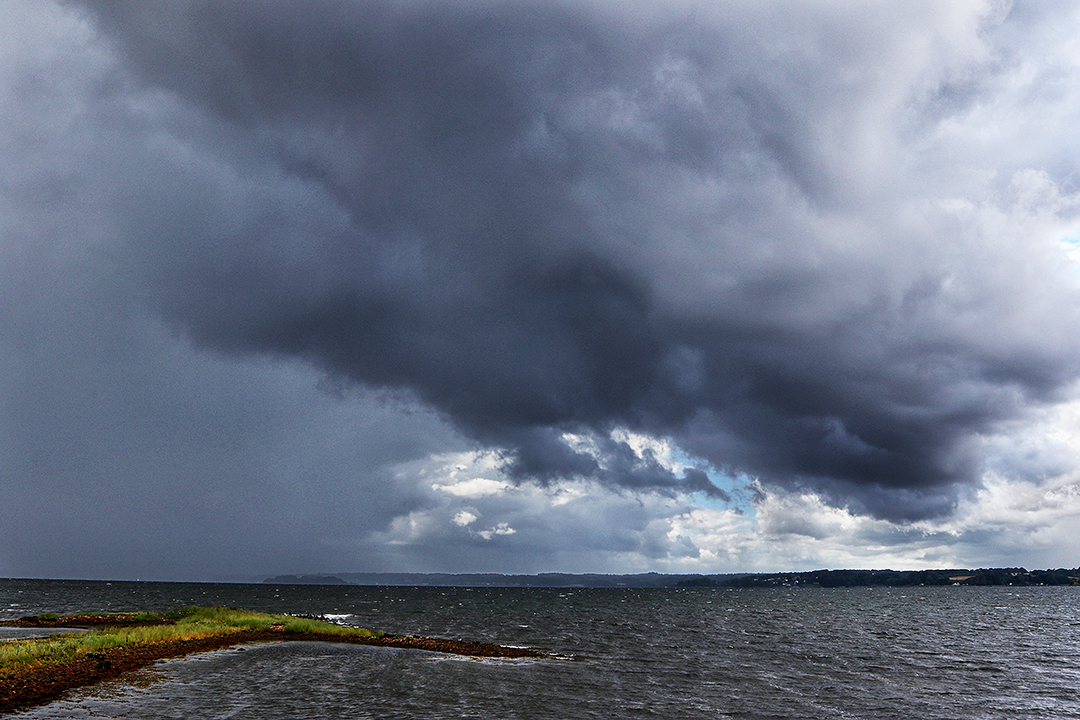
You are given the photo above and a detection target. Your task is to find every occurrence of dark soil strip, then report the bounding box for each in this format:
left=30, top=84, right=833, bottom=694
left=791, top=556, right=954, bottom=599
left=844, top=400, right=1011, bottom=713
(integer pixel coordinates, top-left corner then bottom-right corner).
left=0, top=630, right=544, bottom=714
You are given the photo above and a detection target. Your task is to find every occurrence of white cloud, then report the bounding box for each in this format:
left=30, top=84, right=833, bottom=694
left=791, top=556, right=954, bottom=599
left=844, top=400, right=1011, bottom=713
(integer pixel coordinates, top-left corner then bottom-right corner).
left=371, top=425, right=1080, bottom=573
left=433, top=477, right=512, bottom=499
left=478, top=523, right=516, bottom=541
left=452, top=510, right=478, bottom=527
left=609, top=428, right=685, bottom=474
left=381, top=510, right=442, bottom=546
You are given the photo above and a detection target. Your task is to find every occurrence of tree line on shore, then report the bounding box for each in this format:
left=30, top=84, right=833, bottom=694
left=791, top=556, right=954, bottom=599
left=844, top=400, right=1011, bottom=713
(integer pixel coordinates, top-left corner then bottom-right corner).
left=677, top=567, right=1080, bottom=588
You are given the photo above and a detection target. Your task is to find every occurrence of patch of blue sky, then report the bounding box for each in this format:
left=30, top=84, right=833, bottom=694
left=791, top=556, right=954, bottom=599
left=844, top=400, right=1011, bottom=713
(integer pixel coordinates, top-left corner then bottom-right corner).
left=673, top=450, right=757, bottom=518
left=1059, top=231, right=1080, bottom=255
left=1056, top=232, right=1080, bottom=284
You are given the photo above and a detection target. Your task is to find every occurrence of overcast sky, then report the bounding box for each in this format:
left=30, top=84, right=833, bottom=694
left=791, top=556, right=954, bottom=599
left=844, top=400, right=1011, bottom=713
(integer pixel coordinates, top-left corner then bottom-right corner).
left=3, top=0, right=1080, bottom=581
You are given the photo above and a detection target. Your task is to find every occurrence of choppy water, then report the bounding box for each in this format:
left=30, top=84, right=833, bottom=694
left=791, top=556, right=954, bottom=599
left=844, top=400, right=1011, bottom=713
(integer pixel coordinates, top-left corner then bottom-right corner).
left=2, top=579, right=1079, bottom=718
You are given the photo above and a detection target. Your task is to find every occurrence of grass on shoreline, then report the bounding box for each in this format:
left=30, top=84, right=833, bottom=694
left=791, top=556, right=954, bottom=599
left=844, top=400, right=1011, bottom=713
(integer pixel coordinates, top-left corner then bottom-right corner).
left=0, top=607, right=380, bottom=678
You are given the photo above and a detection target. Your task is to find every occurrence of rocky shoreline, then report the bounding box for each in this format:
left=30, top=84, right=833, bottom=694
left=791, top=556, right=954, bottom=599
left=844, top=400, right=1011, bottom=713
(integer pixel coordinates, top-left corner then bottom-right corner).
left=0, top=617, right=543, bottom=713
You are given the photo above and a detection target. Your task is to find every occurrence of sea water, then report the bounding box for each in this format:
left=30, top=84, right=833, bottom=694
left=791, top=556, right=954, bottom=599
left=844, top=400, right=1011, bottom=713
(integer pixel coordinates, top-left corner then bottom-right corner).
left=2, top=579, right=1079, bottom=719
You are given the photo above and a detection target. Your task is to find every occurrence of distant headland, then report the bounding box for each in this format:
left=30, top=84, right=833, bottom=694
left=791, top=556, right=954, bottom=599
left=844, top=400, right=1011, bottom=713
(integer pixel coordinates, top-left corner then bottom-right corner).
left=260, top=567, right=1080, bottom=588
left=263, top=574, right=348, bottom=585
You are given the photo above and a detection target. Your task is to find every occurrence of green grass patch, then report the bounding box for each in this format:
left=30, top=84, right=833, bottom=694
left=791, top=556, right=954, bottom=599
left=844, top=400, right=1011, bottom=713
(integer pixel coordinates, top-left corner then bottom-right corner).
left=26, top=608, right=198, bottom=626
left=0, top=607, right=380, bottom=678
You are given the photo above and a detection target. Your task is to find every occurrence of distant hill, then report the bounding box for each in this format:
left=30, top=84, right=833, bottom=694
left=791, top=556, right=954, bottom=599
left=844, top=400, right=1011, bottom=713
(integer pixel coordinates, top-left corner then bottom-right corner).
left=333, top=572, right=725, bottom=588
left=259, top=572, right=742, bottom=588
left=263, top=574, right=348, bottom=585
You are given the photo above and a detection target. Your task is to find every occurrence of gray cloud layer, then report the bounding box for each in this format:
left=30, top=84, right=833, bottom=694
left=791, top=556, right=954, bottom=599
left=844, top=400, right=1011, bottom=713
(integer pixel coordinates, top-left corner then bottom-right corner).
left=51, top=0, right=1080, bottom=523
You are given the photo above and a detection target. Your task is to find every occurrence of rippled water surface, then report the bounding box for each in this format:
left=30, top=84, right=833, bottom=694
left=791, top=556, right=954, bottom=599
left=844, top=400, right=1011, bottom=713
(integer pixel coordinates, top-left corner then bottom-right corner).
left=3, top=579, right=1079, bottom=718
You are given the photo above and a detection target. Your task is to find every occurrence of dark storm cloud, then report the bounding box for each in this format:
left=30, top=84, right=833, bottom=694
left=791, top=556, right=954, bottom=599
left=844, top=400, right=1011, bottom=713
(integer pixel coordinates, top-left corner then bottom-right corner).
left=65, top=0, right=1080, bottom=521
left=499, top=426, right=726, bottom=499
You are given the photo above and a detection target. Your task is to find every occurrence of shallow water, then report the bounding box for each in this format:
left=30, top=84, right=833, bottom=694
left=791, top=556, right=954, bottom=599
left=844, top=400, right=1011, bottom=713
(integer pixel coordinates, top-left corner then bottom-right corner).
left=3, top=579, right=1079, bottom=719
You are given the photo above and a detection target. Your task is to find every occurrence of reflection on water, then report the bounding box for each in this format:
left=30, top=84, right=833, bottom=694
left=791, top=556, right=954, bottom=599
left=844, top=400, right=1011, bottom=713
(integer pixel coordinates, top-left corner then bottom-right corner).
left=0, top=627, right=84, bottom=641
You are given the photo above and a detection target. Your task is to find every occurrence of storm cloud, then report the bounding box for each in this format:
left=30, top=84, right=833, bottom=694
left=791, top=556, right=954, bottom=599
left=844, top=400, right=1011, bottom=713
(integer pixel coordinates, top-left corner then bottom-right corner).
left=3, top=0, right=1080, bottom=579
left=63, top=0, right=1080, bottom=521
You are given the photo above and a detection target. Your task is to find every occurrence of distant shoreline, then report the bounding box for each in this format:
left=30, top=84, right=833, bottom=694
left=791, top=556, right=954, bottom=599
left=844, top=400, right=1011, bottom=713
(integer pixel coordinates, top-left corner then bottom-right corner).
left=257, top=567, right=1080, bottom=589
left=676, top=567, right=1080, bottom=588
left=5, top=568, right=1078, bottom=589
